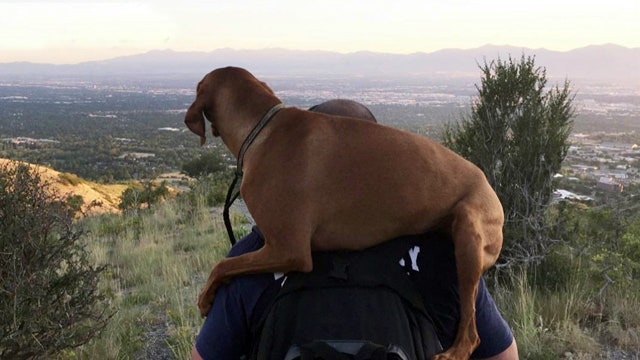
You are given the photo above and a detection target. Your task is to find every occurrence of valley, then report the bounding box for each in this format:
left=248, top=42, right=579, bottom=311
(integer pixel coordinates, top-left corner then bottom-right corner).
left=1, top=74, right=638, bottom=205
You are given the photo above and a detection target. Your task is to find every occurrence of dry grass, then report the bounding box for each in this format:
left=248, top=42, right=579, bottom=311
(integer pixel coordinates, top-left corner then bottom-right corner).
left=493, top=265, right=639, bottom=359
left=63, top=191, right=242, bottom=359
left=0, top=158, right=129, bottom=214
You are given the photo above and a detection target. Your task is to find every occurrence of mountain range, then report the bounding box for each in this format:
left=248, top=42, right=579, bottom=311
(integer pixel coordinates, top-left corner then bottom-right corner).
left=1, top=44, right=639, bottom=84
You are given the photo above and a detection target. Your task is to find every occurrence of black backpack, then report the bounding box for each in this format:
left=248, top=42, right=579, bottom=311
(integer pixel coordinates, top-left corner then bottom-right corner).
left=250, top=240, right=443, bottom=360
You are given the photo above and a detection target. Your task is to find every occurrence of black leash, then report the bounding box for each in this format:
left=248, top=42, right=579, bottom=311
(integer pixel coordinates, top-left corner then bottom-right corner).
left=222, top=103, right=285, bottom=246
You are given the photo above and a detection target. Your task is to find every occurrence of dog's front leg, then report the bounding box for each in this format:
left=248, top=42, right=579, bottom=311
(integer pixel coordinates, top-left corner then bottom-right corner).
left=198, top=240, right=313, bottom=317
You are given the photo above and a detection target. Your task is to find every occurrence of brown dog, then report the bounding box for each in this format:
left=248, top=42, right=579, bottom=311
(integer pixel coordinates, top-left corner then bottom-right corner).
left=185, top=67, right=504, bottom=360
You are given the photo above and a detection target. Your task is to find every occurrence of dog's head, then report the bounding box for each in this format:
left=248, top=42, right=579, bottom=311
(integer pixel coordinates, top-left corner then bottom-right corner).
left=184, top=67, right=277, bottom=145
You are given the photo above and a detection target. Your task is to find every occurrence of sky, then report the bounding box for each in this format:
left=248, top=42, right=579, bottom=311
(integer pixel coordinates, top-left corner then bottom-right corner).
left=1, top=0, right=639, bottom=64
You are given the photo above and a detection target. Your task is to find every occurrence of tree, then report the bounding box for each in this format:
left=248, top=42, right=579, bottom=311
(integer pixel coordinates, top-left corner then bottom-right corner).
left=183, top=171, right=234, bottom=208
left=0, top=162, right=112, bottom=358
left=119, top=180, right=170, bottom=212
left=443, top=55, right=575, bottom=265
left=181, top=152, right=226, bottom=178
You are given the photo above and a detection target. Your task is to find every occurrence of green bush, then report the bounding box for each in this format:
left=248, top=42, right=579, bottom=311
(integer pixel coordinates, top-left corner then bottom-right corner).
left=119, top=181, right=170, bottom=212
left=181, top=152, right=226, bottom=178
left=532, top=243, right=582, bottom=291
left=0, top=162, right=112, bottom=359
left=59, top=172, right=83, bottom=186
left=182, top=171, right=234, bottom=208
left=550, top=200, right=640, bottom=286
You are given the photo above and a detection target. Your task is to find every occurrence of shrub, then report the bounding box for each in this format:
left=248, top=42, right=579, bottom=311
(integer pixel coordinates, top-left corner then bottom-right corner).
left=119, top=181, right=170, bottom=212
left=59, top=172, right=83, bottom=186
left=0, top=161, right=112, bottom=359
left=182, top=171, right=234, bottom=208
left=181, top=152, right=226, bottom=178
left=443, top=55, right=575, bottom=264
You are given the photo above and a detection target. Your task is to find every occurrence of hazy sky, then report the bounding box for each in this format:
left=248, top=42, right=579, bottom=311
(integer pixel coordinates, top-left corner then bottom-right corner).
left=1, top=0, right=639, bottom=64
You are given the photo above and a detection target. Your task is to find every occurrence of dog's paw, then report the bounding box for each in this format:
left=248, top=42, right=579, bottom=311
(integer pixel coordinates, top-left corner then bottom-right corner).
left=433, top=347, right=471, bottom=360
left=197, top=297, right=212, bottom=318
left=197, top=289, right=214, bottom=318
left=198, top=303, right=212, bottom=318
left=433, top=353, right=461, bottom=360
left=433, top=354, right=454, bottom=360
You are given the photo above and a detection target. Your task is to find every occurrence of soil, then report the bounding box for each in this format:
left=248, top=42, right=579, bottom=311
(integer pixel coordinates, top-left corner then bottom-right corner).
left=135, top=314, right=173, bottom=360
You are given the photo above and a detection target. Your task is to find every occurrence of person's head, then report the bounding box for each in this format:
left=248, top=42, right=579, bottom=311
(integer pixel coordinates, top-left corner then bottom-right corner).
left=308, top=99, right=377, bottom=123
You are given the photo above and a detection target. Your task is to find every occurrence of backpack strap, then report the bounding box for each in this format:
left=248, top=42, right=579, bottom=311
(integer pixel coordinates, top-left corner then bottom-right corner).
left=354, top=342, right=400, bottom=360
left=299, top=341, right=350, bottom=360
left=286, top=340, right=408, bottom=360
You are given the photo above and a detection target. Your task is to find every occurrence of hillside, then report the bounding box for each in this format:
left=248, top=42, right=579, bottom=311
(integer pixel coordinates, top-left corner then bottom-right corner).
left=0, top=158, right=128, bottom=214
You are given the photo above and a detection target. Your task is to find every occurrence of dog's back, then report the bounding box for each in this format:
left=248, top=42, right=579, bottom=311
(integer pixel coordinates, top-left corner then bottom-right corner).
left=243, top=108, right=501, bottom=252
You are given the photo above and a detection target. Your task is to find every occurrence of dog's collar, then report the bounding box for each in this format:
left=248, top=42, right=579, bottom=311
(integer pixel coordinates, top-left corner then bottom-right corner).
left=223, top=102, right=284, bottom=246
left=236, top=102, right=285, bottom=176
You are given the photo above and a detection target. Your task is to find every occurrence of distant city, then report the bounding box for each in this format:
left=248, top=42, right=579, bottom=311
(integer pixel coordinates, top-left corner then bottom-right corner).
left=0, top=46, right=638, bottom=202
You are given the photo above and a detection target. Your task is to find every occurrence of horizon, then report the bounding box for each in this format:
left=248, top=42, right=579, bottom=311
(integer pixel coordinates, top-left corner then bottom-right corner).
left=2, top=43, right=638, bottom=66
left=1, top=0, right=639, bottom=65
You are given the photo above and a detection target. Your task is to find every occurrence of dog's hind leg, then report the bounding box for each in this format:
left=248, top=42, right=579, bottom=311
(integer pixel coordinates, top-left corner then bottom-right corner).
left=435, top=204, right=488, bottom=360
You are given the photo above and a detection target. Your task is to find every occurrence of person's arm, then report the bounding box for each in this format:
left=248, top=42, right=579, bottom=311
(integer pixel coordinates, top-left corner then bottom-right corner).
left=476, top=340, right=518, bottom=360
left=192, top=282, right=251, bottom=360
left=192, top=228, right=282, bottom=360
left=191, top=345, right=204, bottom=360
left=472, top=277, right=518, bottom=360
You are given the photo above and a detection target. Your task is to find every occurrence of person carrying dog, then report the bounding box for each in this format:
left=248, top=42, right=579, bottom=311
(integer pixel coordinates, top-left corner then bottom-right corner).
left=190, top=100, right=518, bottom=360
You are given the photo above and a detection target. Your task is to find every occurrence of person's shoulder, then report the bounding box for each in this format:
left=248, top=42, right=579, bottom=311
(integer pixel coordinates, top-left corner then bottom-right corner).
left=227, top=226, right=265, bottom=257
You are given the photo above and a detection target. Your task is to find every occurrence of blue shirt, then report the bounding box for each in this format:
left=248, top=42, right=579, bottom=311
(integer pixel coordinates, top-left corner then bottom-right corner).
left=196, top=228, right=513, bottom=359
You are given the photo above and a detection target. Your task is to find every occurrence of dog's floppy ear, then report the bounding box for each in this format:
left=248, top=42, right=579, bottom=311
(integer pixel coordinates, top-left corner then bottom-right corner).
left=184, top=100, right=207, bottom=146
